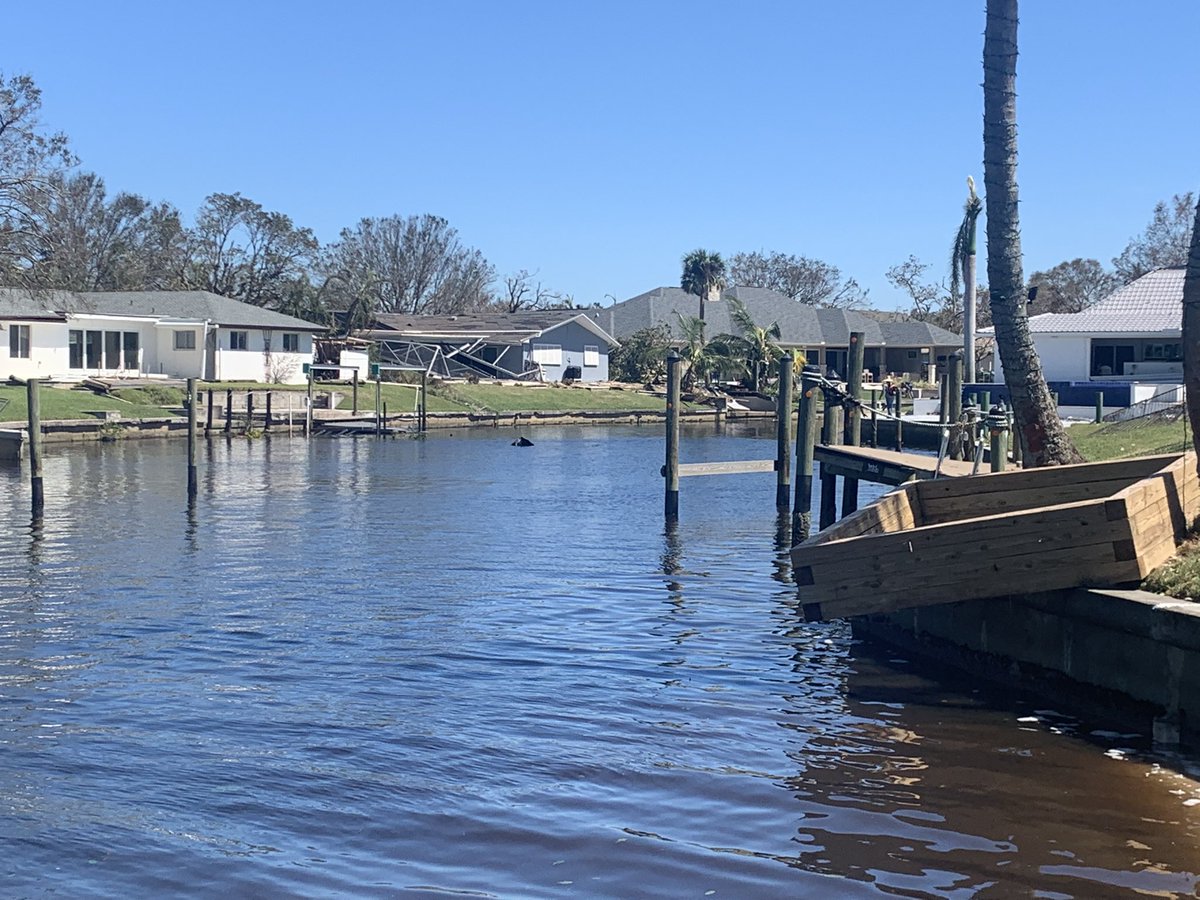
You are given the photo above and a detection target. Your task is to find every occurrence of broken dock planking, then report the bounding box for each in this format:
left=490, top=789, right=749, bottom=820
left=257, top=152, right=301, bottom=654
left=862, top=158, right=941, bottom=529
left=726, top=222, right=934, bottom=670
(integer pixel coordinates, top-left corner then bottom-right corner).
left=792, top=452, right=1200, bottom=623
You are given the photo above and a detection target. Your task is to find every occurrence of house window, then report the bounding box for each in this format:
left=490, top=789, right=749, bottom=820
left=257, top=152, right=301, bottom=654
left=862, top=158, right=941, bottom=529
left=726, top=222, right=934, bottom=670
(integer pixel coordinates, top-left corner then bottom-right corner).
left=86, top=330, right=102, bottom=368
left=583, top=345, right=600, bottom=367
left=174, top=330, right=196, bottom=350
left=105, top=331, right=122, bottom=369
left=282, top=333, right=300, bottom=352
left=230, top=330, right=249, bottom=351
left=69, top=329, right=84, bottom=368
left=8, top=324, right=30, bottom=359
left=531, top=343, right=562, bottom=366
left=123, top=332, right=139, bottom=370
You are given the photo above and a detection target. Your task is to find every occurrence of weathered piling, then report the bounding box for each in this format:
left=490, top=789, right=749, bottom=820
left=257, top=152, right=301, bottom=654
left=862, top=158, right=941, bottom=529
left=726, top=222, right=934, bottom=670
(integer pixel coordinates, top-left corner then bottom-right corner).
left=947, top=351, right=963, bottom=459
left=265, top=392, right=272, bottom=431
left=305, top=367, right=315, bottom=436
left=1095, top=391, right=1104, bottom=424
left=988, top=403, right=1008, bottom=472
left=246, top=391, right=254, bottom=433
left=225, top=388, right=233, bottom=434
left=775, top=352, right=794, bottom=509
left=792, top=365, right=821, bottom=538
left=420, top=371, right=429, bottom=434
left=819, top=390, right=841, bottom=530
left=841, top=332, right=864, bottom=518
left=187, top=378, right=198, bottom=499
left=375, top=376, right=382, bottom=437
left=352, top=371, right=359, bottom=415
left=664, top=350, right=681, bottom=520
left=205, top=389, right=214, bottom=435
left=26, top=379, right=43, bottom=516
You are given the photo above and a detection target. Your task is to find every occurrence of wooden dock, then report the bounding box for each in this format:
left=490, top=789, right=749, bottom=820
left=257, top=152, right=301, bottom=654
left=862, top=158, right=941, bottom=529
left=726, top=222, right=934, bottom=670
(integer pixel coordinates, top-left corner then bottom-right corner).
left=792, top=452, right=1200, bottom=622
left=814, top=445, right=976, bottom=485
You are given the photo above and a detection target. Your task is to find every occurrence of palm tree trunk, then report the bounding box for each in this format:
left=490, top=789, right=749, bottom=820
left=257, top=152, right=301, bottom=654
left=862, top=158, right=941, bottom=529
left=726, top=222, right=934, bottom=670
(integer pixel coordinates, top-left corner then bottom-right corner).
left=1183, top=195, right=1200, bottom=461
left=983, top=0, right=1081, bottom=466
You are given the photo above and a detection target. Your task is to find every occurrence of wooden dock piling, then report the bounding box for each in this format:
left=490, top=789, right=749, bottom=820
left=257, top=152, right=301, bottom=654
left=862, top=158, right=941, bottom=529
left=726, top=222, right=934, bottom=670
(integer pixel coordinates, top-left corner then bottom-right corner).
left=775, top=352, right=794, bottom=509
left=819, top=389, right=841, bottom=530
left=187, top=378, right=198, bottom=499
left=792, top=365, right=820, bottom=538
left=947, top=351, right=963, bottom=459
left=664, top=350, right=681, bottom=520
left=420, top=371, right=429, bottom=434
left=842, top=332, right=864, bottom=518
left=205, top=389, right=214, bottom=435
left=26, top=378, right=43, bottom=516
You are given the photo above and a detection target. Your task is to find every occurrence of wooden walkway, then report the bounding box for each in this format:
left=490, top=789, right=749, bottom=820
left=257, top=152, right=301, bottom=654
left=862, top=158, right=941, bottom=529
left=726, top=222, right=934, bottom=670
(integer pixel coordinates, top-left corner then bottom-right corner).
left=814, top=445, right=976, bottom=486
left=678, top=446, right=976, bottom=484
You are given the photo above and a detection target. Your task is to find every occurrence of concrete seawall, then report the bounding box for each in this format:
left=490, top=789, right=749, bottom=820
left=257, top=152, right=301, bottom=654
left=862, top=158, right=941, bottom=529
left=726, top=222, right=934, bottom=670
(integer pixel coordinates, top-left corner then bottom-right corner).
left=855, top=588, right=1200, bottom=747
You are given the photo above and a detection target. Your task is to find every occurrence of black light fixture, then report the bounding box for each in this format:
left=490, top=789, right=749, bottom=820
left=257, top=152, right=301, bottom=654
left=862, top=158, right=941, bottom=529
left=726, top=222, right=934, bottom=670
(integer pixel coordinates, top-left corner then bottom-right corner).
left=1026, top=285, right=1039, bottom=305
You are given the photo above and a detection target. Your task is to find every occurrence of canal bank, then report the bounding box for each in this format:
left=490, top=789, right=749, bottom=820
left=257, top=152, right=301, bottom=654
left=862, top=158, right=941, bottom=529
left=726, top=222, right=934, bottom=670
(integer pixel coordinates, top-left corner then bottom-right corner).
left=854, top=586, right=1200, bottom=748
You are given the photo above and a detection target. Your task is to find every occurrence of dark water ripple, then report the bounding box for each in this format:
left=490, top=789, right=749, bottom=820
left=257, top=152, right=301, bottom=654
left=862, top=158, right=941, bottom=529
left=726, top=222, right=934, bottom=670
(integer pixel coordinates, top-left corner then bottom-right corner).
left=1, top=425, right=1198, bottom=898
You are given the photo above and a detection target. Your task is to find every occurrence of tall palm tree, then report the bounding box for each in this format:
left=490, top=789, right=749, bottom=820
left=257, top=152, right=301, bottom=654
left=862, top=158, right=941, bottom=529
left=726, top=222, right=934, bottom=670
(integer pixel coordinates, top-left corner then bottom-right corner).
left=681, top=249, right=727, bottom=331
left=951, top=176, right=983, bottom=383
left=983, top=0, right=1081, bottom=466
left=1183, top=195, right=1200, bottom=462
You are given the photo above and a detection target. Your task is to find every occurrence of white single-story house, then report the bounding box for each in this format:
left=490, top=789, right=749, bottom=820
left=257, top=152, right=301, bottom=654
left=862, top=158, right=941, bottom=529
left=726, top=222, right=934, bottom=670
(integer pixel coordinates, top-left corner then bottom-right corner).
left=0, top=289, right=326, bottom=385
left=590, top=286, right=963, bottom=382
left=988, top=267, right=1184, bottom=384
left=359, top=310, right=620, bottom=383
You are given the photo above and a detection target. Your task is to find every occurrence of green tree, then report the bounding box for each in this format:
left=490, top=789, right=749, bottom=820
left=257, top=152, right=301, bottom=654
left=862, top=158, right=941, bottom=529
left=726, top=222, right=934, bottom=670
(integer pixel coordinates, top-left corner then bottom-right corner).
left=676, top=314, right=726, bottom=389
left=680, top=248, right=726, bottom=329
left=721, top=296, right=782, bottom=391
left=609, top=324, right=671, bottom=383
left=983, top=0, right=1081, bottom=466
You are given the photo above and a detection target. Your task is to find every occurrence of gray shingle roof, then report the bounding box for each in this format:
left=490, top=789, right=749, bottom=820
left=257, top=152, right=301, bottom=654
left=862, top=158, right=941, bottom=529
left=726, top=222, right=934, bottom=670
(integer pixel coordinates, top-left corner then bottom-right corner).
left=589, top=286, right=962, bottom=348
left=367, top=309, right=618, bottom=346
left=0, top=288, right=325, bottom=331
left=1016, top=267, right=1183, bottom=335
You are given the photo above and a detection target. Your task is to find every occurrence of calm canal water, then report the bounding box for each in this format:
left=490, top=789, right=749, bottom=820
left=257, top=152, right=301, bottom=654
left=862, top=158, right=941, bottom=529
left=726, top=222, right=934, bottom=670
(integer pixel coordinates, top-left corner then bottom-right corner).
left=1, top=424, right=1199, bottom=898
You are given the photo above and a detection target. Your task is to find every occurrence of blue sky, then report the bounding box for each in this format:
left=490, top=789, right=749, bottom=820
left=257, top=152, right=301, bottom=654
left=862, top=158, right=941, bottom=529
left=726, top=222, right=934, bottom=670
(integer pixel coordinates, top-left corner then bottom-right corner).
left=7, top=1, right=1198, bottom=309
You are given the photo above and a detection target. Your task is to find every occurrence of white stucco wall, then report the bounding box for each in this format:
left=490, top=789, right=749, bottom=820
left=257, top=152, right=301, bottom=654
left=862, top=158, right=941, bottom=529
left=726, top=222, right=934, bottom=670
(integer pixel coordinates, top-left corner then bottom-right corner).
left=993, top=333, right=1090, bottom=383
left=2, top=320, right=70, bottom=379
left=210, top=328, right=311, bottom=384
left=154, top=325, right=207, bottom=378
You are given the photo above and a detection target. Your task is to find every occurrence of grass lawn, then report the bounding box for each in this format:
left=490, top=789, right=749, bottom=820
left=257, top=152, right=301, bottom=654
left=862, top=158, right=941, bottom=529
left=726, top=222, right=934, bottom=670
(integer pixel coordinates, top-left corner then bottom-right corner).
left=0, top=383, right=183, bottom=422
left=1, top=380, right=672, bottom=422
left=1067, top=418, right=1192, bottom=461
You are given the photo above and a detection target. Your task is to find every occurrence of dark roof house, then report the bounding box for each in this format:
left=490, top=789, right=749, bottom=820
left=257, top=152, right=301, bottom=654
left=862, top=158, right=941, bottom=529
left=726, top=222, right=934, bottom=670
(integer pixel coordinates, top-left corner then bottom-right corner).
left=590, top=287, right=962, bottom=380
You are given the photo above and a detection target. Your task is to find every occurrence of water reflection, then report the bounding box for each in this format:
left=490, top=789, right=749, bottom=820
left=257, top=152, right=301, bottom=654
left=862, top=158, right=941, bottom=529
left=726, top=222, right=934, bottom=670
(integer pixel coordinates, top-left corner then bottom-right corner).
left=0, top=428, right=1198, bottom=897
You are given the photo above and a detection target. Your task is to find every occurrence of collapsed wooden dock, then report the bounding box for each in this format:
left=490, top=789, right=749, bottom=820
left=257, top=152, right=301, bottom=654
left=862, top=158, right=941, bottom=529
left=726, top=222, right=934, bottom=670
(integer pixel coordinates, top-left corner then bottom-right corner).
left=792, top=452, right=1200, bottom=622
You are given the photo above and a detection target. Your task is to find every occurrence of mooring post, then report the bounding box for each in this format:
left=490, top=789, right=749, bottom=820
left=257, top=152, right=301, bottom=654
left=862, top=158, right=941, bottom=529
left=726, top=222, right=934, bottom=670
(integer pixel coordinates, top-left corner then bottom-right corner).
left=939, top=373, right=949, bottom=424
left=664, top=350, right=681, bottom=520
left=26, top=378, right=43, bottom=517
left=264, top=391, right=272, bottom=431
left=205, top=389, right=214, bottom=435
left=246, top=391, right=254, bottom=434
left=186, top=378, right=198, bottom=499
left=775, top=351, right=794, bottom=510
left=947, top=351, right=963, bottom=459
left=420, top=371, right=428, bottom=434
left=383, top=402, right=388, bottom=434
left=352, top=370, right=359, bottom=415
left=819, top=389, right=840, bottom=530
left=224, top=388, right=233, bottom=434
left=1095, top=391, right=1103, bottom=424
left=793, top=365, right=820, bottom=539
left=305, top=367, right=314, bottom=437
left=375, top=376, right=382, bottom=438
left=988, top=403, right=1008, bottom=472
left=842, top=331, right=864, bottom=518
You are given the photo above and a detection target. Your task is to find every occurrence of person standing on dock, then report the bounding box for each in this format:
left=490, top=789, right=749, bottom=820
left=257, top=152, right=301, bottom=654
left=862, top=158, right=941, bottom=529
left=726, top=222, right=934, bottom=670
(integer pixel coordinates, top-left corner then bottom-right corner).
left=884, top=378, right=899, bottom=416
